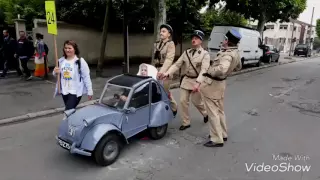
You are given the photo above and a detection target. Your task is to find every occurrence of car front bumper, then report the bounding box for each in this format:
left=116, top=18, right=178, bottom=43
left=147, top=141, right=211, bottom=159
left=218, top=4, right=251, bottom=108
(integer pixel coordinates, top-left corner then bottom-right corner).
left=55, top=136, right=92, bottom=157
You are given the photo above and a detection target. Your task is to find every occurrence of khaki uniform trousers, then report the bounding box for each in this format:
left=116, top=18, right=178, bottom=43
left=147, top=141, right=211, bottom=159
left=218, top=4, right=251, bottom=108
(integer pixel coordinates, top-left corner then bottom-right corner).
left=156, top=67, right=178, bottom=112
left=202, top=96, right=227, bottom=144
left=180, top=88, right=207, bottom=126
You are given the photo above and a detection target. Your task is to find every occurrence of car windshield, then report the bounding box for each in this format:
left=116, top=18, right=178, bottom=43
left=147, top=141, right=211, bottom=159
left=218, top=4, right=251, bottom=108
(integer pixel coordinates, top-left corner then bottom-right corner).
left=101, top=84, right=132, bottom=110
left=296, top=44, right=307, bottom=48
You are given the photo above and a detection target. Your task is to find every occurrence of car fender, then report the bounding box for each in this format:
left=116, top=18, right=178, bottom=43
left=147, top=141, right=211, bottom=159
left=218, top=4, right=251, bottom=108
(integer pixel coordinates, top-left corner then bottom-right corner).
left=80, top=123, right=128, bottom=152
left=149, top=102, right=173, bottom=127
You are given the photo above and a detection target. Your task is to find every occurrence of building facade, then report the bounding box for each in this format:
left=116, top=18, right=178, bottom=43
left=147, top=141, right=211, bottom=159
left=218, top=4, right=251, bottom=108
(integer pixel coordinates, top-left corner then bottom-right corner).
left=250, top=19, right=316, bottom=53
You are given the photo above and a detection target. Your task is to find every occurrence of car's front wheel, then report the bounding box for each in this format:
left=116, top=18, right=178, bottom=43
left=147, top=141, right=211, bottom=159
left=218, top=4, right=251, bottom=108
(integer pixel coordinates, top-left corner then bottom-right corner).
left=149, top=124, right=168, bottom=140
left=94, top=134, right=122, bottom=166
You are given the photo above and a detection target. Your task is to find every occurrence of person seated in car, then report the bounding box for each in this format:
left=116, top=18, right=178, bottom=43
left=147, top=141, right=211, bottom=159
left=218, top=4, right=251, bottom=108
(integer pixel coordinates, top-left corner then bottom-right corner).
left=119, top=63, right=159, bottom=102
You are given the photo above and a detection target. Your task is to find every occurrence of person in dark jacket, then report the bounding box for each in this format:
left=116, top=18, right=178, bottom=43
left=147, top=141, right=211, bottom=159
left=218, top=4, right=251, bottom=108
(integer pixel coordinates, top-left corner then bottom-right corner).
left=0, top=30, right=23, bottom=78
left=16, top=31, right=34, bottom=80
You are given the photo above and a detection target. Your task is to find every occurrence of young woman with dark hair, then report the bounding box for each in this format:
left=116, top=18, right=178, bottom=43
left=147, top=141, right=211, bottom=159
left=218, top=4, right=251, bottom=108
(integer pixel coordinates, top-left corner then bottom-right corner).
left=53, top=40, right=93, bottom=111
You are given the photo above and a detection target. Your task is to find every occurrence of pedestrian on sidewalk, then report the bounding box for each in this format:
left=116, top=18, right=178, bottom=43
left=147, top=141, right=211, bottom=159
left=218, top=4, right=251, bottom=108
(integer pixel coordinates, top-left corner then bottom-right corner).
left=16, top=31, right=34, bottom=81
left=200, top=29, right=242, bottom=148
left=34, top=33, right=49, bottom=78
left=53, top=40, right=93, bottom=110
left=153, top=24, right=178, bottom=116
left=162, top=30, right=209, bottom=131
left=0, top=29, right=23, bottom=78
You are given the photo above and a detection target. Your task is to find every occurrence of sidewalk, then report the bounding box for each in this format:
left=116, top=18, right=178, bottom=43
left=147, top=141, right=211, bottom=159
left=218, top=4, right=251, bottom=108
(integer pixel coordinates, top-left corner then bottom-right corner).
left=0, top=55, right=311, bottom=121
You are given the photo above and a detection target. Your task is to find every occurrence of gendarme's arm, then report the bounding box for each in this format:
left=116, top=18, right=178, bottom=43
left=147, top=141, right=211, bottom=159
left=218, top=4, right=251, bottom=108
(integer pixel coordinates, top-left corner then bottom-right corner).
left=196, top=51, right=210, bottom=83
left=159, top=41, right=175, bottom=73
left=166, top=51, right=185, bottom=78
left=207, top=55, right=232, bottom=77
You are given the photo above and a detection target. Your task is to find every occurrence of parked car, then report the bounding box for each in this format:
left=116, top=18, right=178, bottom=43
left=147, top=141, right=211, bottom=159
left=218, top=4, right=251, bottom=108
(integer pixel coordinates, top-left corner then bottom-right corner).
left=294, top=44, right=311, bottom=57
left=262, top=44, right=280, bottom=63
left=207, top=25, right=264, bottom=69
left=56, top=74, right=175, bottom=166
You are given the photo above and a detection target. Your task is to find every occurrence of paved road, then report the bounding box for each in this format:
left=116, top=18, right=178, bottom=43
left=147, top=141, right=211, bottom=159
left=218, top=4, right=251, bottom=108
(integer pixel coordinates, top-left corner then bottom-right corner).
left=1, top=57, right=320, bottom=180
left=0, top=56, right=303, bottom=120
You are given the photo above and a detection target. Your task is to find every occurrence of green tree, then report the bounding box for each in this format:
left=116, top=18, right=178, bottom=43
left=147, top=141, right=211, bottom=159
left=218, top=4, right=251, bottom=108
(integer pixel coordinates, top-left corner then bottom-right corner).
left=207, top=0, right=307, bottom=33
left=316, top=19, right=320, bottom=38
left=201, top=8, right=248, bottom=34
left=0, top=0, right=45, bottom=29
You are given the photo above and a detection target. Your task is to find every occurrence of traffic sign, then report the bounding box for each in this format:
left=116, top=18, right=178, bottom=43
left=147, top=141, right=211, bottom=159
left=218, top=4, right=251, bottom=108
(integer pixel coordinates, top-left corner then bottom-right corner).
left=45, top=1, right=58, bottom=35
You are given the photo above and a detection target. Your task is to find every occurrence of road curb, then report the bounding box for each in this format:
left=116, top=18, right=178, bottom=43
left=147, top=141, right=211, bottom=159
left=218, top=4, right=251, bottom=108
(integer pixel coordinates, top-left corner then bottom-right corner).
left=0, top=57, right=310, bottom=126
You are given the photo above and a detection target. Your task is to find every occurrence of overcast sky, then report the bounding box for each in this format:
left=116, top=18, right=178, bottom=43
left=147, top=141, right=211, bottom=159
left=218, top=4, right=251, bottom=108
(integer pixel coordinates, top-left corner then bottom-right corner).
left=298, top=0, right=320, bottom=25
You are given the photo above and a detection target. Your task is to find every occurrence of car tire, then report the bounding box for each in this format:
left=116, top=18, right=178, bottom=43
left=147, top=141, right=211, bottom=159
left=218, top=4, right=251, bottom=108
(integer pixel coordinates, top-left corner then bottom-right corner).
left=94, top=134, right=122, bottom=166
left=268, top=56, right=272, bottom=63
left=256, top=57, right=262, bottom=67
left=240, top=58, right=245, bottom=70
left=149, top=124, right=168, bottom=140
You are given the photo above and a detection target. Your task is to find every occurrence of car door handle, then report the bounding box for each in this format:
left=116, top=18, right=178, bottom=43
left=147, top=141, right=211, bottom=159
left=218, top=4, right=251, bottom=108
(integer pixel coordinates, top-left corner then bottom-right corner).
left=255, top=50, right=258, bottom=52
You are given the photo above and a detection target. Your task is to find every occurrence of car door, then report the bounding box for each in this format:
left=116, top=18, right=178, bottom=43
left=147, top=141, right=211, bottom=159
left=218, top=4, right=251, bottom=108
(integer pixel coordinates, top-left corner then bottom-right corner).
left=121, top=82, right=150, bottom=138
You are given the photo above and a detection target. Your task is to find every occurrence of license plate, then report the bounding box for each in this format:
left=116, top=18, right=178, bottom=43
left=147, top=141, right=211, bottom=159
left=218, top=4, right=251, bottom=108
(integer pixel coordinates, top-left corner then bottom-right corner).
left=58, top=138, right=71, bottom=150
left=299, top=50, right=303, bottom=51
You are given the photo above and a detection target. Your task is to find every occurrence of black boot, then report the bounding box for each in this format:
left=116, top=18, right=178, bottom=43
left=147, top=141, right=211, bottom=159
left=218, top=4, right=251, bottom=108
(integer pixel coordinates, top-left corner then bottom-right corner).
left=203, top=141, right=224, bottom=147
left=179, top=125, right=191, bottom=131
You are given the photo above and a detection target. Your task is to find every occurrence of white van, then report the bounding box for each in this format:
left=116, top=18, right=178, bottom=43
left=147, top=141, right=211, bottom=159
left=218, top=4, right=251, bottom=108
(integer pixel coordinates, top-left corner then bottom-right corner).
left=207, top=25, right=264, bottom=68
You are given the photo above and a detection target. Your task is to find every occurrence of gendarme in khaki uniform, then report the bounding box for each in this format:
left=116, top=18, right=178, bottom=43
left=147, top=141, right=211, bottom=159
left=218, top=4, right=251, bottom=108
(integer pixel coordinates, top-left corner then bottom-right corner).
left=201, top=29, right=242, bottom=147
left=165, top=30, right=209, bottom=130
left=152, top=24, right=178, bottom=114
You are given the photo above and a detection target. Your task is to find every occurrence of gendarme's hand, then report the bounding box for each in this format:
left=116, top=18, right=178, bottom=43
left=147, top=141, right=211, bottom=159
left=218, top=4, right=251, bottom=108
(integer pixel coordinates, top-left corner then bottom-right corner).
left=192, top=82, right=201, bottom=93
left=162, top=73, right=169, bottom=80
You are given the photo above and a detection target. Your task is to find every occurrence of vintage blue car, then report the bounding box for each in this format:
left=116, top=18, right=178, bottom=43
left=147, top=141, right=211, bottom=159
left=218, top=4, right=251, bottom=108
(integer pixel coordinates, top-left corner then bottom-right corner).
left=56, top=74, right=175, bottom=166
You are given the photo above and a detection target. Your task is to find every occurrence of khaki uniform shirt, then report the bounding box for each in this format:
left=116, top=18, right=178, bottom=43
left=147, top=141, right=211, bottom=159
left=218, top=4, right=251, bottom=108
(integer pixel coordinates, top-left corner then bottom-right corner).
left=152, top=39, right=176, bottom=74
left=200, top=47, right=241, bottom=99
left=166, top=47, right=210, bottom=90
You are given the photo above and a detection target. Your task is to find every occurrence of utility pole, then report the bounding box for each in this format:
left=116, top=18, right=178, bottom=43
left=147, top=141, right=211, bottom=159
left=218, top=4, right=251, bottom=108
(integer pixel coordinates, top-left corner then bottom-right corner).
left=122, top=0, right=129, bottom=73
left=289, top=22, right=295, bottom=56
left=180, top=0, right=186, bottom=56
left=309, top=7, right=315, bottom=49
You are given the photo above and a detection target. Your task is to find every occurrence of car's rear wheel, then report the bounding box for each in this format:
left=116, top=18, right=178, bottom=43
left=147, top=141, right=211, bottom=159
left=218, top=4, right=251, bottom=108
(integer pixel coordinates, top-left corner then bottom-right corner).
left=94, top=134, right=122, bottom=166
left=149, top=124, right=168, bottom=140
left=256, top=57, right=262, bottom=67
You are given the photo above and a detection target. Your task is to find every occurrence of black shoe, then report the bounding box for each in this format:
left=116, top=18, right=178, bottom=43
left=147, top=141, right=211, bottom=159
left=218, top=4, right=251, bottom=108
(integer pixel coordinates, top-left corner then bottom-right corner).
left=173, top=110, right=177, bottom=117
left=208, top=135, right=228, bottom=142
left=203, top=141, right=224, bottom=147
left=25, top=76, right=32, bottom=81
left=179, top=125, right=191, bottom=131
left=204, top=116, right=208, bottom=123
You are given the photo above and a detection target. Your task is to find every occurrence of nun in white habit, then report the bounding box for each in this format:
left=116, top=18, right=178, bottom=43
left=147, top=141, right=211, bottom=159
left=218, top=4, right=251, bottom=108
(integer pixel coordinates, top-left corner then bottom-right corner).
left=120, top=63, right=159, bottom=101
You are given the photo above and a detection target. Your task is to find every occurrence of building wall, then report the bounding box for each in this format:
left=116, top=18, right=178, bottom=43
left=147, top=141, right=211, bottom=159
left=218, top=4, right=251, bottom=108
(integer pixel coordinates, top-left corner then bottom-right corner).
left=249, top=19, right=316, bottom=53
left=31, top=19, right=207, bottom=67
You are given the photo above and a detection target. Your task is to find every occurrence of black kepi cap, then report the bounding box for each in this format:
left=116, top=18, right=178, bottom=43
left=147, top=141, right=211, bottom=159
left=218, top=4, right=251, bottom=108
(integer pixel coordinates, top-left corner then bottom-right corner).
left=160, top=24, right=173, bottom=34
left=192, top=30, right=205, bottom=41
left=226, top=29, right=242, bottom=44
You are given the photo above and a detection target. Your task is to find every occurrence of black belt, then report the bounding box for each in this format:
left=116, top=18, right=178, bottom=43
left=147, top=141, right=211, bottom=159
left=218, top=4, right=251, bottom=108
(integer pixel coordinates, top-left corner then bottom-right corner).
left=202, top=73, right=226, bottom=81
left=185, top=75, right=197, bottom=79
left=155, top=63, right=163, bottom=68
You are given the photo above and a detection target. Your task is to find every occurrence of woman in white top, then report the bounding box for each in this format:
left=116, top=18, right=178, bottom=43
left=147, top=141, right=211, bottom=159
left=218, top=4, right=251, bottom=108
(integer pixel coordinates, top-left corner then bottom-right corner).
left=53, top=40, right=93, bottom=110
